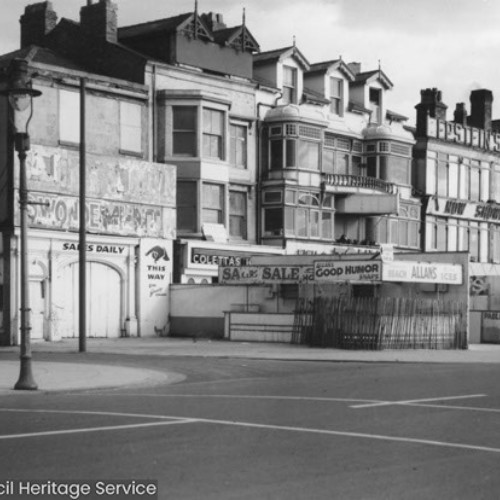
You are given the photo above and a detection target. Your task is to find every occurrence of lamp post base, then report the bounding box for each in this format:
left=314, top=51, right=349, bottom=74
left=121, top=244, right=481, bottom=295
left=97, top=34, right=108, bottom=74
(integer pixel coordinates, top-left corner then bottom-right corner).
left=14, top=356, right=38, bottom=390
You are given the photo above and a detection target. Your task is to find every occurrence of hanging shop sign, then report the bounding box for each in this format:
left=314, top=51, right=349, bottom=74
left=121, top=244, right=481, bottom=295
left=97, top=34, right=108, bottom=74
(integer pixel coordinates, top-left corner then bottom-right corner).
left=314, top=260, right=381, bottom=282
left=382, top=261, right=462, bottom=285
left=219, top=265, right=314, bottom=284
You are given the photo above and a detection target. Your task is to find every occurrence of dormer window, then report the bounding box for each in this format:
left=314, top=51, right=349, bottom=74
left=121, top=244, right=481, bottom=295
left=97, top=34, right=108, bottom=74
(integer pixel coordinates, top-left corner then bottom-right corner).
left=369, top=87, right=382, bottom=123
left=330, top=77, right=343, bottom=116
left=283, top=66, right=298, bottom=104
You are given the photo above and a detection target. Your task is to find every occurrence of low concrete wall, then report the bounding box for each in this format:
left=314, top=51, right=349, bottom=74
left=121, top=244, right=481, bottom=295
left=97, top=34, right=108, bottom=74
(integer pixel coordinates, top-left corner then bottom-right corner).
left=224, top=312, right=295, bottom=343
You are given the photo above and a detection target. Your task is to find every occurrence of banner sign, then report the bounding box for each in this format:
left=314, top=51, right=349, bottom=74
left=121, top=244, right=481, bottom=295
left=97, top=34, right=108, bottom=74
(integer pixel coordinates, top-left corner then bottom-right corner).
left=219, top=265, right=314, bottom=284
left=314, top=260, right=381, bottom=282
left=382, top=261, right=463, bottom=284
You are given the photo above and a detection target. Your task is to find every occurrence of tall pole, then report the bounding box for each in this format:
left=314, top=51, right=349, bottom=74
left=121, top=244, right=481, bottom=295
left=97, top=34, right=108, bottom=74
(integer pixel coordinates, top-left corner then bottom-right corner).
left=79, top=78, right=87, bottom=353
left=14, top=133, right=37, bottom=390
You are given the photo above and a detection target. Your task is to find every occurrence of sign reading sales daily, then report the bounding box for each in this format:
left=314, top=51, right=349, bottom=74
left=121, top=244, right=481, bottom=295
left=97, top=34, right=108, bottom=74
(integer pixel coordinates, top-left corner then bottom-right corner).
left=382, top=261, right=463, bottom=285
left=314, top=260, right=381, bottom=282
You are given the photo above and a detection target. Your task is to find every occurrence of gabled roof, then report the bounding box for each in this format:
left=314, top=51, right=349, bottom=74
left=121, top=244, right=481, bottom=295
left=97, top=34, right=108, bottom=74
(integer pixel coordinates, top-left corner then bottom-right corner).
left=119, top=13, right=213, bottom=42
left=213, top=25, right=260, bottom=53
left=307, top=59, right=355, bottom=81
left=253, top=45, right=310, bottom=71
left=353, top=69, right=393, bottom=90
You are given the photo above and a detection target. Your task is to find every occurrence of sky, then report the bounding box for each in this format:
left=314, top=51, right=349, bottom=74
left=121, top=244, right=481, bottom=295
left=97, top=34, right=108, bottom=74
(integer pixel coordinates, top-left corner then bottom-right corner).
left=2, top=0, right=500, bottom=125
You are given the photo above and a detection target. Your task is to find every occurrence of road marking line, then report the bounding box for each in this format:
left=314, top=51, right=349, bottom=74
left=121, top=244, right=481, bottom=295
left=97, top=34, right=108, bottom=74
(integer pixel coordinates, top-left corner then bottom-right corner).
left=404, top=402, right=500, bottom=413
left=2, top=410, right=500, bottom=454
left=350, top=394, right=486, bottom=409
left=80, top=393, right=383, bottom=405
left=0, top=408, right=181, bottom=420
left=190, top=417, right=500, bottom=455
left=0, top=419, right=196, bottom=441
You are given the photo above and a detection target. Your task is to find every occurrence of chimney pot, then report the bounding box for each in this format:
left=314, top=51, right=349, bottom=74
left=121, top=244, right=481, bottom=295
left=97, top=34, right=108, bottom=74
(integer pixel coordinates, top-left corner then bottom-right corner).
left=80, top=0, right=118, bottom=43
left=469, top=89, right=493, bottom=131
left=20, top=1, right=58, bottom=48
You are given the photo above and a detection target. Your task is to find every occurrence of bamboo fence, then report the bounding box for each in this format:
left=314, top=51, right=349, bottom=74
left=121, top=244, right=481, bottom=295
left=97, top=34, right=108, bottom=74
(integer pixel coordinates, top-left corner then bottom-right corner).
left=292, top=296, right=467, bottom=350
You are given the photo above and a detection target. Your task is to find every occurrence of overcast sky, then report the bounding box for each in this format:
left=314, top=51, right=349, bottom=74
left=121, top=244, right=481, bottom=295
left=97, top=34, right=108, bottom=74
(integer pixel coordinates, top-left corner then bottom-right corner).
left=2, top=0, right=500, bottom=124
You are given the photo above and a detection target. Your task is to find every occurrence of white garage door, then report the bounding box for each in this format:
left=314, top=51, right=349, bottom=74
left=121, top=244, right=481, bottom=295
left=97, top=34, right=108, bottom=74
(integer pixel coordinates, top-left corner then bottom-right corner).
left=61, top=262, right=122, bottom=338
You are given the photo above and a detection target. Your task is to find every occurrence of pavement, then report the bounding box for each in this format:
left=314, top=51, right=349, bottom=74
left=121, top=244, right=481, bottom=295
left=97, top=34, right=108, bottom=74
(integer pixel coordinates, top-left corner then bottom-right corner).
left=1, top=337, right=500, bottom=393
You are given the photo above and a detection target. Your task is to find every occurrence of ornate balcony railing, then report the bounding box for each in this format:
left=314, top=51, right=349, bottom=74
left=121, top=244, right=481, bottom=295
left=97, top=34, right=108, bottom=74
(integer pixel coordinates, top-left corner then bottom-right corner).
left=321, top=174, right=397, bottom=195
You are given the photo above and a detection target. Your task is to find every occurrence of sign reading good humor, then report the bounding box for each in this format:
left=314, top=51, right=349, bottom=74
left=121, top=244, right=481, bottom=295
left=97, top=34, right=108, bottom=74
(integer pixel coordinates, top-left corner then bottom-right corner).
left=314, top=260, right=382, bottom=282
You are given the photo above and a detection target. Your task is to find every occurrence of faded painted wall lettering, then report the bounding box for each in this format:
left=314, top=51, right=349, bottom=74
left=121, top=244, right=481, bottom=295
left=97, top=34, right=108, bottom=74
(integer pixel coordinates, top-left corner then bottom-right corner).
left=26, top=194, right=163, bottom=237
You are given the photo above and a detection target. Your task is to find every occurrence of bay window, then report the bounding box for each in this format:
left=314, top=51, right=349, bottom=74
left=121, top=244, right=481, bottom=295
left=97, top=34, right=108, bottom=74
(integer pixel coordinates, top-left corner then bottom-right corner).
left=229, top=190, right=247, bottom=239
left=202, top=183, right=224, bottom=224
left=173, top=106, right=197, bottom=156
left=203, top=108, right=224, bottom=159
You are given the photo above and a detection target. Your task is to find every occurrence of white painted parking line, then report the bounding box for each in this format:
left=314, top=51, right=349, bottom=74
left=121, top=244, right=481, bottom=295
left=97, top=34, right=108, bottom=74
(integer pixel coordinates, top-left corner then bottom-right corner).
left=350, top=394, right=486, bottom=409
left=0, top=419, right=196, bottom=441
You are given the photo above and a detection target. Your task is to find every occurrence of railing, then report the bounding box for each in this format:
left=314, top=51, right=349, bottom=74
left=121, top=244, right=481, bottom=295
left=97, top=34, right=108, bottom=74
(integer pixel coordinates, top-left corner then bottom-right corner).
left=321, top=174, right=397, bottom=194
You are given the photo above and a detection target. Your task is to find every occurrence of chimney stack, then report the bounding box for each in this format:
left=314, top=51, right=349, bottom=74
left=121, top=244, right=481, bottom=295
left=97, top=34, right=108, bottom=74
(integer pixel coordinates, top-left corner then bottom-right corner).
left=20, top=2, right=57, bottom=48
left=347, top=62, right=361, bottom=75
left=454, top=103, right=467, bottom=126
left=469, top=89, right=493, bottom=131
left=415, top=88, right=448, bottom=136
left=80, top=0, right=118, bottom=43
left=200, top=12, right=226, bottom=32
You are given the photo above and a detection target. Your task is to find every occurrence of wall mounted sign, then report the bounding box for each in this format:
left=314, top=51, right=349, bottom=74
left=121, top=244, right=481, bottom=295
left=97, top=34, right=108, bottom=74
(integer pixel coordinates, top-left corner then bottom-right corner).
left=426, top=196, right=500, bottom=223
left=314, top=260, right=381, bottom=282
left=219, top=265, right=314, bottom=284
left=382, top=261, right=463, bottom=285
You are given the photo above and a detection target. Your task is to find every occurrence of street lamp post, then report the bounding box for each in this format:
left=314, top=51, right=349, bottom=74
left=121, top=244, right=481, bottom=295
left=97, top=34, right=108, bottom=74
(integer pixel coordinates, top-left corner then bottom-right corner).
left=1, top=59, right=41, bottom=390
